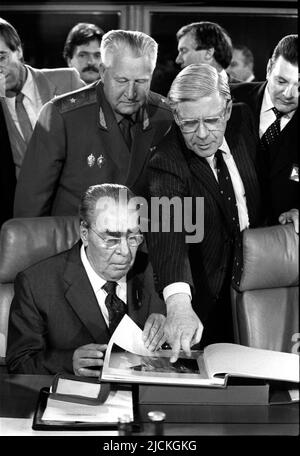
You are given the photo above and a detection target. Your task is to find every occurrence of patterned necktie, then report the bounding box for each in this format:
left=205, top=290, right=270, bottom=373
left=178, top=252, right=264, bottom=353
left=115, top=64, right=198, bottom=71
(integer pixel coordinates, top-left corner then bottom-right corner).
left=102, top=281, right=127, bottom=335
left=215, top=150, right=243, bottom=287
left=215, top=150, right=240, bottom=234
left=260, top=107, right=284, bottom=149
left=119, top=116, right=133, bottom=150
left=15, top=92, right=33, bottom=144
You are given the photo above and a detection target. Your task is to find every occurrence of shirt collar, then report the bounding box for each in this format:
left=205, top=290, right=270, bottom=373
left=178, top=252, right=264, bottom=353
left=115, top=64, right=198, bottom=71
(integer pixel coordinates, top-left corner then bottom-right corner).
left=20, top=67, right=35, bottom=102
left=205, top=137, right=230, bottom=167
left=80, top=244, right=126, bottom=294
left=219, top=69, right=229, bottom=83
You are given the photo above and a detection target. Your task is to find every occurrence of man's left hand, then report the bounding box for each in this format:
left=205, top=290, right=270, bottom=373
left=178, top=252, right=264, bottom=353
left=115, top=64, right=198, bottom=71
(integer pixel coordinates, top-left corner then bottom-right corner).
left=142, top=313, right=167, bottom=351
left=278, top=208, right=299, bottom=234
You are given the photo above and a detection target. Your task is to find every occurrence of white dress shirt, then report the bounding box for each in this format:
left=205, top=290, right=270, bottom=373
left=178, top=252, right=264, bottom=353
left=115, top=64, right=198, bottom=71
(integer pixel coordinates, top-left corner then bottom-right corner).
left=259, top=85, right=295, bottom=138
left=4, top=68, right=43, bottom=139
left=80, top=245, right=127, bottom=326
left=163, top=137, right=249, bottom=302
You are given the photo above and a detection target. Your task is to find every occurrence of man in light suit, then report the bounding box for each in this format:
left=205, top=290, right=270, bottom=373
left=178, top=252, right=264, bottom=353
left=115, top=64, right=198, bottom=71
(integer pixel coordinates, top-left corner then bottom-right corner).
left=14, top=30, right=173, bottom=217
left=7, top=184, right=166, bottom=376
left=231, top=35, right=298, bottom=229
left=146, top=64, right=263, bottom=361
left=63, top=22, right=104, bottom=84
left=0, top=17, right=85, bottom=179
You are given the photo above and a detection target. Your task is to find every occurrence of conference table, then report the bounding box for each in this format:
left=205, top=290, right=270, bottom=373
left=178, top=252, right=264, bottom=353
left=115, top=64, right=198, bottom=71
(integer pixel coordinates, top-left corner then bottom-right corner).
left=0, top=374, right=299, bottom=436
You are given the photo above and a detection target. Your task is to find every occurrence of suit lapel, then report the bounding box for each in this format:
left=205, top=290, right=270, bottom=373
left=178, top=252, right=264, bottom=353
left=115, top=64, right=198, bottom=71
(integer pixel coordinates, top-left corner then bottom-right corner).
left=226, top=114, right=260, bottom=226
left=269, top=110, right=298, bottom=178
left=126, top=251, right=151, bottom=326
left=27, top=66, right=55, bottom=104
left=63, top=242, right=109, bottom=341
left=0, top=99, right=26, bottom=149
left=187, top=147, right=230, bottom=226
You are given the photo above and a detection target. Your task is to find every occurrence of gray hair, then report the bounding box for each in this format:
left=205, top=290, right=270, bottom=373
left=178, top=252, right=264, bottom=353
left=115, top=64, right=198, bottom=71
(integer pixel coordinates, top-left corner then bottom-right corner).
left=168, top=63, right=231, bottom=111
left=79, top=183, right=136, bottom=228
left=100, top=29, right=158, bottom=71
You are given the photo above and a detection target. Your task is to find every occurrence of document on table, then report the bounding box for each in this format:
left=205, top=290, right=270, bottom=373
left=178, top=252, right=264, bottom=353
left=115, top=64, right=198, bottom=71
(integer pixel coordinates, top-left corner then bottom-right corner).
left=42, top=389, right=133, bottom=423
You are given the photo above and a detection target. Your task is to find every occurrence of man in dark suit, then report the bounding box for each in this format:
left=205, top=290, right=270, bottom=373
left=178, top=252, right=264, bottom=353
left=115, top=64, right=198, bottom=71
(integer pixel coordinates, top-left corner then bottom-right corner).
left=14, top=29, right=173, bottom=217
left=146, top=64, right=262, bottom=362
left=7, top=184, right=166, bottom=375
left=0, top=103, right=15, bottom=227
left=0, top=17, right=85, bottom=178
left=227, top=45, right=257, bottom=82
left=231, top=35, right=298, bottom=230
left=175, top=21, right=238, bottom=83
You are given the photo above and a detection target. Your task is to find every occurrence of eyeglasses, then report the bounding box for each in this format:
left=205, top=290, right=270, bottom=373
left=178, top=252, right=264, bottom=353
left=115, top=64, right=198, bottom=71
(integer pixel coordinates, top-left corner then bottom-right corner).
left=89, top=226, right=144, bottom=249
left=175, top=104, right=229, bottom=133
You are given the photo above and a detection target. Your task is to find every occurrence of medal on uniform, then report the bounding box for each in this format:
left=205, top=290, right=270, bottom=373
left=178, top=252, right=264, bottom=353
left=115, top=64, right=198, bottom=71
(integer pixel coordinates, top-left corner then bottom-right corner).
left=87, top=153, right=95, bottom=167
left=289, top=165, right=299, bottom=182
left=97, top=154, right=105, bottom=168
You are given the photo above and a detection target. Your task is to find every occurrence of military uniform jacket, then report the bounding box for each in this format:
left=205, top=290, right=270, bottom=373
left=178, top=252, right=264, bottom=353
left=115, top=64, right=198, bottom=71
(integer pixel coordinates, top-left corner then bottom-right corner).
left=14, top=81, right=173, bottom=216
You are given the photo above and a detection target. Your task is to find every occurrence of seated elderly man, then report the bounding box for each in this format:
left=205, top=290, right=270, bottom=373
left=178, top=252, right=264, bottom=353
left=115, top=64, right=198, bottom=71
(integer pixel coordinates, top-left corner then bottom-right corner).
left=7, top=184, right=166, bottom=375
left=146, top=64, right=263, bottom=362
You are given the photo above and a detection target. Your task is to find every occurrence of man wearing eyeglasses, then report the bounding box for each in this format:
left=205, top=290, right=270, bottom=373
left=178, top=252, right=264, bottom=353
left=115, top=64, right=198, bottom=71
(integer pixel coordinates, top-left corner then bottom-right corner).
left=7, top=184, right=166, bottom=375
left=146, top=64, right=262, bottom=362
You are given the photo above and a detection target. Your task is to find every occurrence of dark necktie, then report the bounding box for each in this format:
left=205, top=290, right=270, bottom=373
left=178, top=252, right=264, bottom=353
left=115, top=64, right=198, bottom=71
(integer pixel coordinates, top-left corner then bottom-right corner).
left=215, top=150, right=243, bottom=287
left=215, top=150, right=240, bottom=234
left=102, top=281, right=127, bottom=335
left=15, top=92, right=33, bottom=144
left=119, top=116, right=133, bottom=150
left=260, top=107, right=284, bottom=149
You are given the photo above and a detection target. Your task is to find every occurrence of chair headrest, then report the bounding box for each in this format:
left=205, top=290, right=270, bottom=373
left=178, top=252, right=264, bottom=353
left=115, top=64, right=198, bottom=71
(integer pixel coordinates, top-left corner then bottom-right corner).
left=0, top=217, right=80, bottom=283
left=235, top=223, right=298, bottom=292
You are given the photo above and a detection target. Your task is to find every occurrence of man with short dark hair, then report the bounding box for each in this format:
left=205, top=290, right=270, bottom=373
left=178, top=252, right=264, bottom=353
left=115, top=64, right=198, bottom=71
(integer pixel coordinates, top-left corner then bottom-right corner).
left=63, top=22, right=104, bottom=84
left=7, top=183, right=166, bottom=375
left=231, top=35, right=298, bottom=229
left=227, top=45, right=256, bottom=82
left=175, top=21, right=233, bottom=82
left=14, top=29, right=173, bottom=217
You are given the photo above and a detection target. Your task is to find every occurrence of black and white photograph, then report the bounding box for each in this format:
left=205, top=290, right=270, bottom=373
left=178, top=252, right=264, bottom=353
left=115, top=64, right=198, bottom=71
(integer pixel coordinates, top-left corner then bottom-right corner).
left=0, top=0, right=298, bottom=449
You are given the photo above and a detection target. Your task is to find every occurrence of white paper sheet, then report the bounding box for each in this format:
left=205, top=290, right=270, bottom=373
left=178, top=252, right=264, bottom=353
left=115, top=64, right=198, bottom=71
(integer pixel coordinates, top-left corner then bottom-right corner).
left=110, top=314, right=155, bottom=356
left=42, top=390, right=133, bottom=423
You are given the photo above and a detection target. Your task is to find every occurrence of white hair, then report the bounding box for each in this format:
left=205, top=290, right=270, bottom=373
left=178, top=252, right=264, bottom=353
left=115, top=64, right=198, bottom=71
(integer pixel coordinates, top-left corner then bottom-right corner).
left=168, top=63, right=231, bottom=112
left=100, top=29, right=158, bottom=72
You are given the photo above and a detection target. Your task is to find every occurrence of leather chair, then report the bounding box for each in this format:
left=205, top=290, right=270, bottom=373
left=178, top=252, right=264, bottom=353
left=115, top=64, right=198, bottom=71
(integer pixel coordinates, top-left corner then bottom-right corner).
left=231, top=223, right=299, bottom=353
left=0, top=216, right=80, bottom=367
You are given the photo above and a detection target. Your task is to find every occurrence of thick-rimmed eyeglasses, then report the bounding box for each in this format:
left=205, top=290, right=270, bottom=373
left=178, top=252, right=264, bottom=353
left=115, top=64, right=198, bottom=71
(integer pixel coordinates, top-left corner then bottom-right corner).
left=175, top=103, right=229, bottom=133
left=89, top=226, right=144, bottom=249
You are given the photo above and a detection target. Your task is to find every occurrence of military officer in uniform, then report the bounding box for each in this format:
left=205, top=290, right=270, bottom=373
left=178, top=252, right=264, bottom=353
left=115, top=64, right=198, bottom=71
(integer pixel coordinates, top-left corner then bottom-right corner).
left=14, top=30, right=173, bottom=217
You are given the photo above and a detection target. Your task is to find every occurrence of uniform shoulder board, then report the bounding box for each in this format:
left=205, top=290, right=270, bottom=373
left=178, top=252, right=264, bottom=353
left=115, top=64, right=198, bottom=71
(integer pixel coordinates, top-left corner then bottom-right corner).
left=54, top=85, right=97, bottom=114
left=148, top=91, right=171, bottom=111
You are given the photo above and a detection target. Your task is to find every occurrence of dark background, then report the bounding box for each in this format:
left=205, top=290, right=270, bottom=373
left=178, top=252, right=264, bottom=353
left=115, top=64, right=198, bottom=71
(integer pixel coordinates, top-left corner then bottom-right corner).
left=0, top=1, right=297, bottom=95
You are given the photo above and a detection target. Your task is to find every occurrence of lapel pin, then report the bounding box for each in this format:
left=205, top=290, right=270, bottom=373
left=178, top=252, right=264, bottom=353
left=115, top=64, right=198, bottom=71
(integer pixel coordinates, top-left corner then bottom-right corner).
left=97, top=154, right=105, bottom=168
left=87, top=153, right=95, bottom=167
left=289, top=165, right=299, bottom=182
